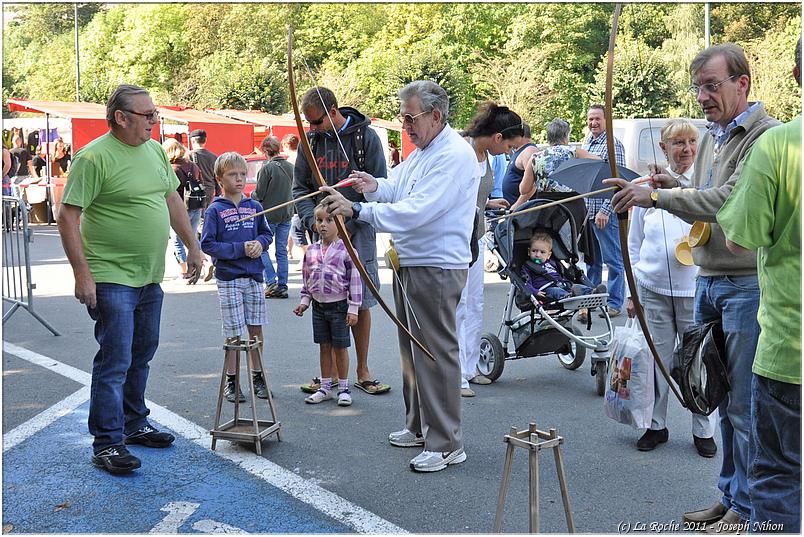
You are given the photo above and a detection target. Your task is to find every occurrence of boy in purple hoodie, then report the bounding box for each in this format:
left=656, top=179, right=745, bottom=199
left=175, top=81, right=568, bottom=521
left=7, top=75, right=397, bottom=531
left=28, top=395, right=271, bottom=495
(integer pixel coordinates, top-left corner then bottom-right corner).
left=201, top=152, right=273, bottom=403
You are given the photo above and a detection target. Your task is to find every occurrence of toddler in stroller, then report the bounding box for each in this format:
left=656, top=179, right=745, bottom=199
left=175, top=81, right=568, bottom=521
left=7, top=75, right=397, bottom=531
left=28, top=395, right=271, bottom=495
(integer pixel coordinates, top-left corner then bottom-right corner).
left=479, top=194, right=614, bottom=395
left=521, top=231, right=607, bottom=304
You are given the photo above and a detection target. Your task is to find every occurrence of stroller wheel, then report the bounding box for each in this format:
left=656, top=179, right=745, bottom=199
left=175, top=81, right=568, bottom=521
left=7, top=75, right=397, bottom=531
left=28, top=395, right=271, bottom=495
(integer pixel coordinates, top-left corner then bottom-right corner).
left=478, top=333, right=505, bottom=381
left=595, top=361, right=607, bottom=396
left=557, top=325, right=586, bottom=370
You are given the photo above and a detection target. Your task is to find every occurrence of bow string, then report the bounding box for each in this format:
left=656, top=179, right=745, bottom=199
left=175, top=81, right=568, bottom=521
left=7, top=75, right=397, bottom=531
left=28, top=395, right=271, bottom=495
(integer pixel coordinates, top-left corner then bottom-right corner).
left=605, top=4, right=685, bottom=405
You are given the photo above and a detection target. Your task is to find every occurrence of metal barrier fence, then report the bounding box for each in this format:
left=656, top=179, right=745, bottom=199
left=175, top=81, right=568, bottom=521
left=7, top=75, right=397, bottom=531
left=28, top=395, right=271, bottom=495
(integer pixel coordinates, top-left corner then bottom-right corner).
left=2, top=196, right=59, bottom=335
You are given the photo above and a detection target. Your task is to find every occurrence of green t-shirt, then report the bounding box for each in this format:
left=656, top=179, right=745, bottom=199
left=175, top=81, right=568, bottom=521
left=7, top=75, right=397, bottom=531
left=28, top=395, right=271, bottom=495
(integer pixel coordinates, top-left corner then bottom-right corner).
left=717, top=116, right=801, bottom=384
left=61, top=132, right=180, bottom=287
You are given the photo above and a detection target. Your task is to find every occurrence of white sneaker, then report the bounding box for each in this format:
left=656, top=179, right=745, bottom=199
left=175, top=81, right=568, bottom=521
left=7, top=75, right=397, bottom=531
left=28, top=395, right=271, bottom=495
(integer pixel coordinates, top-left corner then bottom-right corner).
left=304, top=389, right=332, bottom=404
left=460, top=387, right=475, bottom=397
left=388, top=428, right=424, bottom=447
left=337, top=389, right=352, bottom=407
left=410, top=448, right=467, bottom=472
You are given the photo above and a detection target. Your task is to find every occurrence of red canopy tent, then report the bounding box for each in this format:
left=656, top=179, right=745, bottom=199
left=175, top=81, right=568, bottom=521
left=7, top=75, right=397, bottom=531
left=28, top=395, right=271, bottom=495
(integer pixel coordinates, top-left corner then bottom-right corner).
left=206, top=109, right=307, bottom=151
left=156, top=107, right=253, bottom=155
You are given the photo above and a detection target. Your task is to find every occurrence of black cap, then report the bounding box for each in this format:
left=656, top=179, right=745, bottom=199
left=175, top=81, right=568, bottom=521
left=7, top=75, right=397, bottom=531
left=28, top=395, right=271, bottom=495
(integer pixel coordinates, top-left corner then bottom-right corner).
left=188, top=129, right=206, bottom=139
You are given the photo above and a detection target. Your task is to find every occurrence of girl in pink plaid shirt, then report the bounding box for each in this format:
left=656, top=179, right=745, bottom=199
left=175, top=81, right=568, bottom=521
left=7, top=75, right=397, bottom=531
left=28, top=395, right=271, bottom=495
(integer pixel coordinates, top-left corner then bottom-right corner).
left=293, top=204, right=362, bottom=406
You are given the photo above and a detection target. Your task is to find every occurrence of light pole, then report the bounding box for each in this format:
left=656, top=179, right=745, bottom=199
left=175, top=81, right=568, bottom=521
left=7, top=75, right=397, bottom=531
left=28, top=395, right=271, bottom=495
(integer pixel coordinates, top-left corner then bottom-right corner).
left=74, top=3, right=80, bottom=101
left=704, top=3, right=711, bottom=48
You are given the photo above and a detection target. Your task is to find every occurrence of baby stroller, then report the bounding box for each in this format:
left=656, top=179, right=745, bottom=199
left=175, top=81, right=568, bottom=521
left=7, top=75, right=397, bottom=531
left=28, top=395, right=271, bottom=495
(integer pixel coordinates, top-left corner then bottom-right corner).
left=479, top=193, right=614, bottom=395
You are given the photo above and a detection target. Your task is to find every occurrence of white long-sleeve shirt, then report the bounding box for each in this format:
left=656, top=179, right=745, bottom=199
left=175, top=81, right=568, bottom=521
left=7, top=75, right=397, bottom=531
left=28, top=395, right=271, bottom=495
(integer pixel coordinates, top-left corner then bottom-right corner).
left=627, top=167, right=698, bottom=297
left=359, top=124, right=478, bottom=269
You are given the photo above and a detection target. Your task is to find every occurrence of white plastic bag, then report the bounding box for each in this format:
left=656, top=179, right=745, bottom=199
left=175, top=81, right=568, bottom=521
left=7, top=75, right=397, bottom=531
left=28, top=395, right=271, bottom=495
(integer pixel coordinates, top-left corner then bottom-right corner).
left=604, top=318, right=655, bottom=428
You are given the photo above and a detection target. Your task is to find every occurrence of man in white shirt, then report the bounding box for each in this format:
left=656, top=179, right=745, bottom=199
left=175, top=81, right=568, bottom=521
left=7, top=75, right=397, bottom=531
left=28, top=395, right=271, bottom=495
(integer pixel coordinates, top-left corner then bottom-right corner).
left=321, top=80, right=478, bottom=473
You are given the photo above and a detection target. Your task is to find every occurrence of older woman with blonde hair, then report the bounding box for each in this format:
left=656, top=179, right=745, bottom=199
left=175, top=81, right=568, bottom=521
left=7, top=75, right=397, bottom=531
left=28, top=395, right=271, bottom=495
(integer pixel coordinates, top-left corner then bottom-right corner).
left=163, top=137, right=206, bottom=282
left=625, top=118, right=718, bottom=456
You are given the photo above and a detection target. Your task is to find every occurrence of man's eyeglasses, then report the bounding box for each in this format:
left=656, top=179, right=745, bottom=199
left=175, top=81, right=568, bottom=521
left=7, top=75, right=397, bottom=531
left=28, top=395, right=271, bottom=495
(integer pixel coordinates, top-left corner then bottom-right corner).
left=124, top=109, right=160, bottom=121
left=687, top=74, right=739, bottom=95
left=396, top=111, right=429, bottom=125
left=307, top=110, right=329, bottom=126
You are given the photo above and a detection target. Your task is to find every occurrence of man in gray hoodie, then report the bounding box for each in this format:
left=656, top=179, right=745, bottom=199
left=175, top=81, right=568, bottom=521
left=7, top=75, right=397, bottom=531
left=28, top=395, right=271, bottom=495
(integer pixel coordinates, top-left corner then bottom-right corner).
left=607, top=43, right=780, bottom=534
left=293, top=86, right=390, bottom=397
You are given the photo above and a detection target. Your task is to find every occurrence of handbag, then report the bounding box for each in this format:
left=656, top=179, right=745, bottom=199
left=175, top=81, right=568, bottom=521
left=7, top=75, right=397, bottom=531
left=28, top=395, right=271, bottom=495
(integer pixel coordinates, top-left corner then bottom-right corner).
left=604, top=318, right=655, bottom=428
left=671, top=320, right=729, bottom=416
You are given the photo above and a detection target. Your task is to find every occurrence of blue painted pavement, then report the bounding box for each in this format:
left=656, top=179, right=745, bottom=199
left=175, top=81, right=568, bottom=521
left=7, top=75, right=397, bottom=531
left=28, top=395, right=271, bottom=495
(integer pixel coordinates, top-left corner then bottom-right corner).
left=2, top=402, right=350, bottom=534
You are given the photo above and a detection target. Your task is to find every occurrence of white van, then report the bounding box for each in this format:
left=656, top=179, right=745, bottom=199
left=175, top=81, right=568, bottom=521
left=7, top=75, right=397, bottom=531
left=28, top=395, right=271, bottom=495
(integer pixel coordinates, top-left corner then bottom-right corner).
left=612, top=118, right=709, bottom=175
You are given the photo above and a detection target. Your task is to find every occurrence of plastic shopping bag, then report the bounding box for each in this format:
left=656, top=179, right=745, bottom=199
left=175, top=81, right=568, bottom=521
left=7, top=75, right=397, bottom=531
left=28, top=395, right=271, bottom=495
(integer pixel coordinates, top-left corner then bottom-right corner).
left=604, top=318, right=655, bottom=428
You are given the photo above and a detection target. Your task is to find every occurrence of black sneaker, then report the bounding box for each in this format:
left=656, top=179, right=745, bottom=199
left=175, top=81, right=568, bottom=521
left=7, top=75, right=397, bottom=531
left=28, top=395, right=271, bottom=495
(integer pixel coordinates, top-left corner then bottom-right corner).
left=125, top=425, right=175, bottom=448
left=92, top=445, right=141, bottom=474
left=252, top=373, right=269, bottom=399
left=224, top=377, right=246, bottom=403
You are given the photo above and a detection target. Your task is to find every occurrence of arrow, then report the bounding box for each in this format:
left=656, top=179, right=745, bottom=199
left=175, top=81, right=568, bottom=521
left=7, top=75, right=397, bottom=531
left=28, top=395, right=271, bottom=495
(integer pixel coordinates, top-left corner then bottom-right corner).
left=236, top=178, right=356, bottom=223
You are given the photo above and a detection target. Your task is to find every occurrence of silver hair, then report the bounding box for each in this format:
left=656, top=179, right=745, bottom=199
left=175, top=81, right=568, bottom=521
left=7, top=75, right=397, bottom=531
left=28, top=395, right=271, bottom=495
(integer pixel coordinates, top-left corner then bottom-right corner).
left=398, top=80, right=449, bottom=125
left=546, top=118, right=571, bottom=145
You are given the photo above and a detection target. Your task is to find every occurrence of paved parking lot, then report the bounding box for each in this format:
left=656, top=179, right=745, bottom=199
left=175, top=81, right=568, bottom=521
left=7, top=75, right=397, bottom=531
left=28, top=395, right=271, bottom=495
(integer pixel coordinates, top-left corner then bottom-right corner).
left=3, top=225, right=722, bottom=534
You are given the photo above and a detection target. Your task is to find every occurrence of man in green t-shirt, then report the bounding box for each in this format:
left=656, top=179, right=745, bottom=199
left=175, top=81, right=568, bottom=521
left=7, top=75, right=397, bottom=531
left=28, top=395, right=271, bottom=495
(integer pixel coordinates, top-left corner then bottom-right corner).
left=57, top=84, right=203, bottom=475
left=717, top=39, right=801, bottom=534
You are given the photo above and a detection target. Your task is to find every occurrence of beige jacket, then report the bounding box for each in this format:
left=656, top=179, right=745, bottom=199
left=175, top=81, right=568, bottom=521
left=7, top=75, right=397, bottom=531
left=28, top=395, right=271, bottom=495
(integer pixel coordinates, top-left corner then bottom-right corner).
left=658, top=103, right=780, bottom=277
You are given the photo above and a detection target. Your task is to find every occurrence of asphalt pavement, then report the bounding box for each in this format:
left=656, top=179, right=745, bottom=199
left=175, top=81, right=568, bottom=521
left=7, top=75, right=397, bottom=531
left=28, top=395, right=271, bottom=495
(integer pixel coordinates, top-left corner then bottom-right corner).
left=2, top=225, right=722, bottom=534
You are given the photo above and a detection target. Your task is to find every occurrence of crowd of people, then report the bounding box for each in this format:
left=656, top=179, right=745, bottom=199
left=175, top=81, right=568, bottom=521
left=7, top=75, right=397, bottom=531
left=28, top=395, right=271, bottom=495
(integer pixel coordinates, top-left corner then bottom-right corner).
left=51, top=38, right=799, bottom=533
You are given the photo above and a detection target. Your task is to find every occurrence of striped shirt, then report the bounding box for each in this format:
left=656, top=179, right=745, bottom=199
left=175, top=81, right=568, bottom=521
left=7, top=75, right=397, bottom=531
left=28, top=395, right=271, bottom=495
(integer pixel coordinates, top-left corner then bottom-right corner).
left=300, top=239, right=363, bottom=315
left=582, top=131, right=626, bottom=218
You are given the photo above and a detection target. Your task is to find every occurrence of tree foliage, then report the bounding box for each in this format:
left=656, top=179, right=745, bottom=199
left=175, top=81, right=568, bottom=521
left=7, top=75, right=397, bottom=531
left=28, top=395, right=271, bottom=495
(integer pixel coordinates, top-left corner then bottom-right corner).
left=2, top=3, right=800, bottom=132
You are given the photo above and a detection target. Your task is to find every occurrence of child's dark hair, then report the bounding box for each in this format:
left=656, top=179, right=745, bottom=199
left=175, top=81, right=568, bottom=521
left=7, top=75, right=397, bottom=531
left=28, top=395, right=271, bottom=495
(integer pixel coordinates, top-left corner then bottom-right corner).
left=530, top=231, right=553, bottom=248
left=463, top=101, right=524, bottom=140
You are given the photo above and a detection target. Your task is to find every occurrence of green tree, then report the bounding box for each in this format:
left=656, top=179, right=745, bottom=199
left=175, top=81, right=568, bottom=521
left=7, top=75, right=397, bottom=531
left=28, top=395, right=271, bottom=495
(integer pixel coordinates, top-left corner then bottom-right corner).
left=590, top=38, right=677, bottom=119
left=746, top=16, right=801, bottom=122
left=660, top=3, right=706, bottom=118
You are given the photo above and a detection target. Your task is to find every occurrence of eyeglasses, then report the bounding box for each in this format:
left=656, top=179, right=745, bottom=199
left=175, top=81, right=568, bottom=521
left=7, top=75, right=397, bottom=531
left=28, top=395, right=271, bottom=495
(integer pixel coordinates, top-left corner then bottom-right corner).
left=124, top=109, right=160, bottom=121
left=306, top=110, right=329, bottom=126
left=396, top=111, right=429, bottom=125
left=687, top=74, right=739, bottom=95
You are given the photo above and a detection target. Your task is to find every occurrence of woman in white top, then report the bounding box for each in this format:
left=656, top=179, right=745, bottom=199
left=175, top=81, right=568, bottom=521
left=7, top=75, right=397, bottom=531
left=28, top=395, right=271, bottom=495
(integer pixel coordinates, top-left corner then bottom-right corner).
left=457, top=102, right=524, bottom=397
left=626, top=119, right=717, bottom=456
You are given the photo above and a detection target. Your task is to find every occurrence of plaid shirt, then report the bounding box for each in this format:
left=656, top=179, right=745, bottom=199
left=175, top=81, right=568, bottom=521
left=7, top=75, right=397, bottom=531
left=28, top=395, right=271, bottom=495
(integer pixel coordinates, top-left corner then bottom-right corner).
left=583, top=131, right=626, bottom=218
left=300, top=239, right=363, bottom=315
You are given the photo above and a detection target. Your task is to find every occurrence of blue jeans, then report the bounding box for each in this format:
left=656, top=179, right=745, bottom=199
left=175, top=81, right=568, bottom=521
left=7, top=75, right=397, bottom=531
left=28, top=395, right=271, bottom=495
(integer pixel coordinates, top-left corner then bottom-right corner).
left=87, top=283, right=164, bottom=452
left=695, top=275, right=761, bottom=520
left=171, top=208, right=202, bottom=263
left=586, top=216, right=624, bottom=310
left=748, top=374, right=801, bottom=533
left=261, top=220, right=290, bottom=287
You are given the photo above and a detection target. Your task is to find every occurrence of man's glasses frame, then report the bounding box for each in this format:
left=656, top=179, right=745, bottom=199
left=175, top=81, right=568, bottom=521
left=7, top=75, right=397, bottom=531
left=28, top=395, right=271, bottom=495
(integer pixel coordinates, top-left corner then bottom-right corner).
left=124, top=109, right=160, bottom=121
left=687, top=74, right=740, bottom=95
left=396, top=110, right=429, bottom=125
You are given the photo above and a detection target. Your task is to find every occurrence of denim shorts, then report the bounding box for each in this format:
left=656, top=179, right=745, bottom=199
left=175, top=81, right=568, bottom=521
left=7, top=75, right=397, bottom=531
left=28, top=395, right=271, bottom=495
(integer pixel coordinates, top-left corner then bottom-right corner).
left=359, top=258, right=380, bottom=310
left=311, top=300, right=351, bottom=348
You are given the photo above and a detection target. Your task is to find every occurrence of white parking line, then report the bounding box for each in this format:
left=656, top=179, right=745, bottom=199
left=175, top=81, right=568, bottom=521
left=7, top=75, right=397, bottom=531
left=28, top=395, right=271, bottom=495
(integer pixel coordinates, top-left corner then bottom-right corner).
left=2, top=341, right=407, bottom=534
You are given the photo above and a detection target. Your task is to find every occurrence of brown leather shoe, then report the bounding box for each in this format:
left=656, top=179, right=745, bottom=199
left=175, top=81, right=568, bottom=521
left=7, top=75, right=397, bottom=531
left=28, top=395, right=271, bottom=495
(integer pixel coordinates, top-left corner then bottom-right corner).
left=704, top=509, right=748, bottom=534
left=683, top=501, right=728, bottom=524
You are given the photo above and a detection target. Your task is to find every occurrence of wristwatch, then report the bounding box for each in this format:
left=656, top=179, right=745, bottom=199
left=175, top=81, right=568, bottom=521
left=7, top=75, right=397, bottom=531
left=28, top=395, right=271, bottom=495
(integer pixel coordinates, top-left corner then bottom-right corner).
left=650, top=190, right=659, bottom=208
left=351, top=202, right=362, bottom=219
